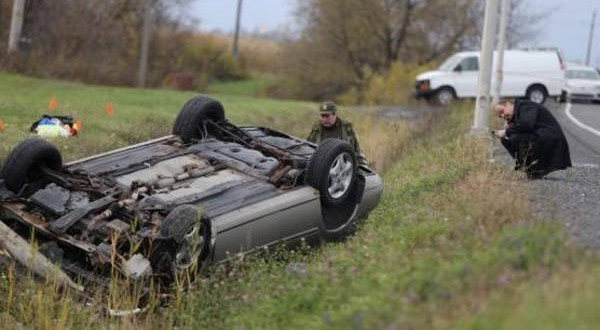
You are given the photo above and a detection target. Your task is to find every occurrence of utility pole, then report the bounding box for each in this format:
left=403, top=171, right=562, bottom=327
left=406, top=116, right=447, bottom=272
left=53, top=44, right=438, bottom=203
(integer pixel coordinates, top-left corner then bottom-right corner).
left=232, top=0, right=243, bottom=62
left=473, top=0, right=499, bottom=133
left=492, top=0, right=511, bottom=105
left=586, top=10, right=596, bottom=66
left=8, top=0, right=26, bottom=53
left=138, top=0, right=153, bottom=88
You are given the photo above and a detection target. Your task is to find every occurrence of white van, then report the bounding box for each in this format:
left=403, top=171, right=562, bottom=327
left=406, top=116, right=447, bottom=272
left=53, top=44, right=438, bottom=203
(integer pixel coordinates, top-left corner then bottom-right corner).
left=414, top=49, right=565, bottom=105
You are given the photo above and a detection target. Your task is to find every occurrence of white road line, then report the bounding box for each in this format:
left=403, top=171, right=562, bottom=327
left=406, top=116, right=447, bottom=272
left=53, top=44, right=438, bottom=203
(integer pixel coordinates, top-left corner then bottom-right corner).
left=573, top=163, right=599, bottom=168
left=565, top=102, right=600, bottom=138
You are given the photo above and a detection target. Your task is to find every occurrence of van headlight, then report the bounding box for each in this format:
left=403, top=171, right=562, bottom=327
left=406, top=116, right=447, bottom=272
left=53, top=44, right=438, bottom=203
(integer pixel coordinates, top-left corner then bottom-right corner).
left=416, top=80, right=431, bottom=92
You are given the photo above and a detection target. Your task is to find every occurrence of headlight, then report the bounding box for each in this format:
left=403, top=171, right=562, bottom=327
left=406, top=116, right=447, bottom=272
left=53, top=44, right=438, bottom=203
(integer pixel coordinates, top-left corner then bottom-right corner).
left=416, top=80, right=431, bottom=92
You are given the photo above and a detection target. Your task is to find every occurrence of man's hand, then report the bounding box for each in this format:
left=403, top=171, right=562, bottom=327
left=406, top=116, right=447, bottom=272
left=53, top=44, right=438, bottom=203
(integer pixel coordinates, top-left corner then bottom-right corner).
left=491, top=129, right=506, bottom=138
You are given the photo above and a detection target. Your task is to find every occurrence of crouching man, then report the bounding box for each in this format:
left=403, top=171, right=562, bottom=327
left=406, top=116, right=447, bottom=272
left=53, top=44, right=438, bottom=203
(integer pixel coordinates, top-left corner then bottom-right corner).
left=492, top=99, right=572, bottom=179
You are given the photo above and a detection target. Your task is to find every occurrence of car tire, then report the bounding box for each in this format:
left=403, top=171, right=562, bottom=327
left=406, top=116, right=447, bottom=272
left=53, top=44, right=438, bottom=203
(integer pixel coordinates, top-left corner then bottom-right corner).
left=172, top=95, right=225, bottom=143
left=1, top=138, right=62, bottom=194
left=306, top=139, right=357, bottom=207
left=526, top=85, right=547, bottom=104
left=154, top=204, right=207, bottom=283
left=559, top=90, right=567, bottom=103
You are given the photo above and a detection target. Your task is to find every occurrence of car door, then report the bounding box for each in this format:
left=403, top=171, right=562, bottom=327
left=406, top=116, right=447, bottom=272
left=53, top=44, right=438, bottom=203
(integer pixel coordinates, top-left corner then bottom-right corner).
left=451, top=56, right=479, bottom=98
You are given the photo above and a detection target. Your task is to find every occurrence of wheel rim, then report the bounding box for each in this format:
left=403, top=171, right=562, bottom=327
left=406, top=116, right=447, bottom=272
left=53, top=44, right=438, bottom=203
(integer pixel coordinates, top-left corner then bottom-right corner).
left=529, top=90, right=544, bottom=103
left=174, top=222, right=203, bottom=270
left=328, top=153, right=354, bottom=199
left=438, top=91, right=453, bottom=105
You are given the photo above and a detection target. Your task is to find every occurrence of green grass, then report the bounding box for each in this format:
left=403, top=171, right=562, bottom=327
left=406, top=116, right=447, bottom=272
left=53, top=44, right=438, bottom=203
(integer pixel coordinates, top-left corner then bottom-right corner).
left=206, top=73, right=283, bottom=98
left=0, top=72, right=314, bottom=163
left=158, top=105, right=596, bottom=329
left=0, top=73, right=598, bottom=329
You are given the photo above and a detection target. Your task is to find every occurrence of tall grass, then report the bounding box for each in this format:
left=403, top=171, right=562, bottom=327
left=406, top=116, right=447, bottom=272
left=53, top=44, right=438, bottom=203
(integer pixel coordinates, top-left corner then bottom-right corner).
left=0, top=74, right=597, bottom=329
left=0, top=73, right=417, bottom=328
left=155, top=104, right=593, bottom=329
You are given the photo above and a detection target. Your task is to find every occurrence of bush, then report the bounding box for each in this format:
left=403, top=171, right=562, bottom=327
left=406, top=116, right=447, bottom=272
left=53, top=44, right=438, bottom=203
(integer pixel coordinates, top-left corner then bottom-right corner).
left=339, top=62, right=437, bottom=105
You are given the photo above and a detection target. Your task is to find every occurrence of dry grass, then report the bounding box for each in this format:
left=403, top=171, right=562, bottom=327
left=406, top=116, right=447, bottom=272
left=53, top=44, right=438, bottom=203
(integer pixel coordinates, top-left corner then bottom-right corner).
left=345, top=111, right=412, bottom=172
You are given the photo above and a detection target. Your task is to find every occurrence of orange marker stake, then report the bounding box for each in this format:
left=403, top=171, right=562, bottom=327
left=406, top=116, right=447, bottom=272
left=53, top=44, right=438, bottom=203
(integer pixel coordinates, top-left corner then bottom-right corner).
left=106, top=103, right=114, bottom=116
left=0, top=119, right=5, bottom=132
left=48, top=96, right=59, bottom=111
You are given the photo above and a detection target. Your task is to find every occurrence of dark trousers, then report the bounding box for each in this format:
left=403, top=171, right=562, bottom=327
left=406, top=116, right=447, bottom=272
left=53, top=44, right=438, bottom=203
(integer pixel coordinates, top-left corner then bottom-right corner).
left=500, top=133, right=547, bottom=178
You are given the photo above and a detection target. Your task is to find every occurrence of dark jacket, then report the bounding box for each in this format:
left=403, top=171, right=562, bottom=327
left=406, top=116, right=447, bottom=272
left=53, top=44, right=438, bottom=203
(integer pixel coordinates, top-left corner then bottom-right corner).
left=307, top=117, right=361, bottom=155
left=502, top=99, right=572, bottom=176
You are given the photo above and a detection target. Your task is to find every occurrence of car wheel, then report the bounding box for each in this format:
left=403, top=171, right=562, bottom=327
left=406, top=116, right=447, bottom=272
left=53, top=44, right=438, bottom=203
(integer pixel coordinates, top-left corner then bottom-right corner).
left=433, top=87, right=455, bottom=106
left=306, top=139, right=357, bottom=207
left=526, top=85, right=547, bottom=104
left=1, top=138, right=62, bottom=194
left=559, top=90, right=567, bottom=103
left=159, top=205, right=206, bottom=274
left=172, top=95, right=225, bottom=143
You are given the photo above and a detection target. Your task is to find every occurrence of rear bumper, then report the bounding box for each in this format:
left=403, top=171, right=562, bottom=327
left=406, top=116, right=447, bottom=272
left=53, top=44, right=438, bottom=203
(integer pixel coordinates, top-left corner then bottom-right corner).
left=563, top=89, right=600, bottom=102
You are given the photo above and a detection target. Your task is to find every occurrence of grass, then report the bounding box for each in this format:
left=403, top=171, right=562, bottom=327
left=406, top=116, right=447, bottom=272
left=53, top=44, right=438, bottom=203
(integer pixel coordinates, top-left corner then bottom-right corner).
left=0, top=73, right=599, bottom=329
left=206, top=73, right=283, bottom=97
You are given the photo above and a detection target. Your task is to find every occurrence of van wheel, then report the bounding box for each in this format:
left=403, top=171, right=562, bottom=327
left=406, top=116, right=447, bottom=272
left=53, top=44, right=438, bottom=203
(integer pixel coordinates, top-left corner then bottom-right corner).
left=526, top=85, right=547, bottom=104
left=432, top=88, right=455, bottom=106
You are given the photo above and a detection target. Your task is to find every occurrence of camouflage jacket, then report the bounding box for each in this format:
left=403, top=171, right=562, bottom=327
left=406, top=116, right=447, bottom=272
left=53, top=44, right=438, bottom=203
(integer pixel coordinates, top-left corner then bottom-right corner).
left=306, top=117, right=361, bottom=155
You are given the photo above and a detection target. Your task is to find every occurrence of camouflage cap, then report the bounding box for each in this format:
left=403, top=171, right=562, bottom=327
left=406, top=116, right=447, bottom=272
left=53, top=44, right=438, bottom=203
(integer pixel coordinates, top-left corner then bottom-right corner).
left=319, top=101, right=337, bottom=113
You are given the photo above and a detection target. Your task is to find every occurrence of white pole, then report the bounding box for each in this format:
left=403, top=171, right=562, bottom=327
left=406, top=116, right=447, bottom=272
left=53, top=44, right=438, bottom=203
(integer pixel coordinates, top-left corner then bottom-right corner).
left=492, top=0, right=510, bottom=105
left=233, top=0, right=243, bottom=62
left=473, top=0, right=499, bottom=133
left=8, top=0, right=26, bottom=53
left=585, top=10, right=596, bottom=66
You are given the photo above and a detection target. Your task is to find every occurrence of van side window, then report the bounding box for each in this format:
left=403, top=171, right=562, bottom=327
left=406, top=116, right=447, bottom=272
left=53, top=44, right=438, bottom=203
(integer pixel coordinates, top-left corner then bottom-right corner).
left=455, top=57, right=479, bottom=71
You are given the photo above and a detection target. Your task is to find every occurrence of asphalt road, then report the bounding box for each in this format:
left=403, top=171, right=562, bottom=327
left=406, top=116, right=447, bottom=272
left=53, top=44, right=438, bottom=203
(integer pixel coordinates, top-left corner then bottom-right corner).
left=527, top=100, right=600, bottom=250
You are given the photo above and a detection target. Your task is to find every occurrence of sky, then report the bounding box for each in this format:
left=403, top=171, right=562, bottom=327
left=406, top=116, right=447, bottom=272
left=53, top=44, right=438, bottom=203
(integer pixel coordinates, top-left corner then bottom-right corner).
left=191, top=0, right=297, bottom=34
left=191, top=0, right=600, bottom=67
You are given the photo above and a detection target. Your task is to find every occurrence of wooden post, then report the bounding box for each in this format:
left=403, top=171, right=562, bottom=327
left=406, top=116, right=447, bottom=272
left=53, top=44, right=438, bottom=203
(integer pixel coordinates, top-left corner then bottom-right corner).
left=8, top=0, right=26, bottom=53
left=138, top=0, right=153, bottom=87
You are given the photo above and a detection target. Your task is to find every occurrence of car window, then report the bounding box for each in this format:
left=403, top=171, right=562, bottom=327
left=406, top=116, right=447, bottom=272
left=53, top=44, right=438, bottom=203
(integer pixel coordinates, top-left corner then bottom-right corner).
left=565, top=69, right=600, bottom=80
left=456, top=57, right=479, bottom=71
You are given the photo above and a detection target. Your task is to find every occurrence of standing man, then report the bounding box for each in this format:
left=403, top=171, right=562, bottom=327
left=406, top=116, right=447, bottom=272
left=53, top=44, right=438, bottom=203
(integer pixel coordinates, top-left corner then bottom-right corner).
left=307, top=101, right=363, bottom=162
left=492, top=99, right=572, bottom=179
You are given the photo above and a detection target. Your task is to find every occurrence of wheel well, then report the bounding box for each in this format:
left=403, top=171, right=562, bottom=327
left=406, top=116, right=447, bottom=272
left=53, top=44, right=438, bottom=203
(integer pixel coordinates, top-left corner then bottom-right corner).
left=436, top=86, right=456, bottom=97
left=526, top=83, right=548, bottom=96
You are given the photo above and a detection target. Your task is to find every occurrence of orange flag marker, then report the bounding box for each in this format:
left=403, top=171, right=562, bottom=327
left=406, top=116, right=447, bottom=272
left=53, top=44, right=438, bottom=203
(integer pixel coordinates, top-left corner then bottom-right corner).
left=0, top=119, right=5, bottom=132
left=48, top=96, right=59, bottom=111
left=106, top=103, right=114, bottom=116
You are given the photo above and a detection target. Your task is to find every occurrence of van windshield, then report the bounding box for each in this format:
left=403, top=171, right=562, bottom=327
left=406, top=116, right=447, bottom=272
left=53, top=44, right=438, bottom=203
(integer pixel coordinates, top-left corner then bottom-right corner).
left=438, top=55, right=463, bottom=72
left=565, top=69, right=600, bottom=80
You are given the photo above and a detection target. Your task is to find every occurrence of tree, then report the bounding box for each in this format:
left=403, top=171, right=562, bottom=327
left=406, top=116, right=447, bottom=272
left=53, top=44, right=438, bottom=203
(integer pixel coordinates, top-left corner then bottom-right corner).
left=282, top=0, right=548, bottom=101
left=283, top=0, right=481, bottom=101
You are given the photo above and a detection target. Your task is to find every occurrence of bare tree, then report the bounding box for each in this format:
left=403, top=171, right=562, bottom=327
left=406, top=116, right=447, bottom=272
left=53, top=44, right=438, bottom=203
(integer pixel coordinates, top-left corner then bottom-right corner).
left=283, top=0, right=481, bottom=100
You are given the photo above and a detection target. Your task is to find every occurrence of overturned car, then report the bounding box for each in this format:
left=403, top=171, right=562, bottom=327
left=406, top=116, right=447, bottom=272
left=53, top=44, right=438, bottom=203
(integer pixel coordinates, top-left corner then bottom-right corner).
left=0, top=95, right=383, bottom=291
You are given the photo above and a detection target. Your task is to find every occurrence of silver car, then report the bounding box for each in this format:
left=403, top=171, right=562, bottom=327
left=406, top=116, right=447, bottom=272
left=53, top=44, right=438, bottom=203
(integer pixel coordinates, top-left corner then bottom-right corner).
left=0, top=95, right=383, bottom=291
left=560, top=65, right=600, bottom=103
